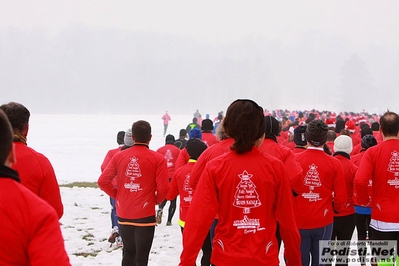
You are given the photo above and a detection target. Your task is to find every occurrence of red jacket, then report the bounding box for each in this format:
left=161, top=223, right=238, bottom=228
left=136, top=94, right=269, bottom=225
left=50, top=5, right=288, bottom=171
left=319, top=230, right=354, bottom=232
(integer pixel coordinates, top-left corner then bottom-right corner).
left=11, top=142, right=64, bottom=219
left=259, top=138, right=303, bottom=191
left=157, top=144, right=181, bottom=179
left=101, top=146, right=122, bottom=172
left=294, top=147, right=347, bottom=229
left=333, top=153, right=357, bottom=216
left=180, top=148, right=301, bottom=266
left=174, top=148, right=190, bottom=171
left=190, top=138, right=235, bottom=190
left=355, top=139, right=399, bottom=223
left=98, top=144, right=169, bottom=220
left=166, top=160, right=196, bottom=227
left=0, top=166, right=70, bottom=265
left=201, top=132, right=219, bottom=147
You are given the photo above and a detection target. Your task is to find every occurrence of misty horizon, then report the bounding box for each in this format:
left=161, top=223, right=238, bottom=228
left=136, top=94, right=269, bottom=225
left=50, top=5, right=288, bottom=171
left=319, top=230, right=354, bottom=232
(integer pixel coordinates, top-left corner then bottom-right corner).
left=1, top=2, right=398, bottom=116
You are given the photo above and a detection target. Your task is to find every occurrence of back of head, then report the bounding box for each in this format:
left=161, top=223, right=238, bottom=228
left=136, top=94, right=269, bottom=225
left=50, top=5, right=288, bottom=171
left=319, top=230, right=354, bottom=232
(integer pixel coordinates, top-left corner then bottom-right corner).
left=201, top=119, right=214, bottom=131
left=360, top=126, right=372, bottom=138
left=179, top=129, right=187, bottom=138
left=294, top=125, right=307, bottom=146
left=223, top=99, right=265, bottom=154
left=215, top=119, right=229, bottom=141
left=305, top=119, right=328, bottom=147
left=0, top=110, right=13, bottom=165
left=186, top=138, right=207, bottom=160
left=380, top=111, right=399, bottom=137
left=132, top=120, right=151, bottom=143
left=124, top=128, right=134, bottom=147
left=334, top=135, right=353, bottom=154
left=326, top=130, right=337, bottom=142
left=361, top=134, right=377, bottom=149
left=117, top=131, right=125, bottom=145
left=165, top=134, right=175, bottom=144
left=189, top=128, right=202, bottom=140
left=335, top=120, right=346, bottom=134
left=0, top=102, right=30, bottom=133
left=371, top=122, right=380, bottom=131
left=192, top=117, right=197, bottom=124
left=264, top=116, right=280, bottom=137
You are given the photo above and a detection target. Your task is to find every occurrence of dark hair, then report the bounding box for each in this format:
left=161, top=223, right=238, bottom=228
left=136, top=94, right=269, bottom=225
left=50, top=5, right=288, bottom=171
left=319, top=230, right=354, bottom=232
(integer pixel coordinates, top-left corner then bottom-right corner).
left=179, top=129, right=187, bottom=137
left=132, top=120, right=151, bottom=143
left=186, top=138, right=207, bottom=160
left=326, top=130, right=337, bottom=142
left=117, top=131, right=125, bottom=145
left=223, top=99, right=265, bottom=154
left=0, top=102, right=30, bottom=133
left=380, top=111, right=399, bottom=137
left=0, top=110, right=13, bottom=164
left=371, top=122, right=380, bottom=131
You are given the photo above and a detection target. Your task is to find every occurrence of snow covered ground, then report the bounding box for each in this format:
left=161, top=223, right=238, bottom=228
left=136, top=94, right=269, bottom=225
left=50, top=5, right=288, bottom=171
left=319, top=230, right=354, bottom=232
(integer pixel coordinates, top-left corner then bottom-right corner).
left=28, top=114, right=209, bottom=265
left=27, top=114, right=364, bottom=265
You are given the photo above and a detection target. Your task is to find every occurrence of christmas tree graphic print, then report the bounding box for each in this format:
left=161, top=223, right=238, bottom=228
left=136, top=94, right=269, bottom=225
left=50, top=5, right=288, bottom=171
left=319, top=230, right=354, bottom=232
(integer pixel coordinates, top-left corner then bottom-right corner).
left=233, top=170, right=261, bottom=214
left=164, top=149, right=174, bottom=168
left=387, top=150, right=399, bottom=188
left=125, top=156, right=142, bottom=180
left=124, top=156, right=143, bottom=192
left=302, top=163, right=322, bottom=202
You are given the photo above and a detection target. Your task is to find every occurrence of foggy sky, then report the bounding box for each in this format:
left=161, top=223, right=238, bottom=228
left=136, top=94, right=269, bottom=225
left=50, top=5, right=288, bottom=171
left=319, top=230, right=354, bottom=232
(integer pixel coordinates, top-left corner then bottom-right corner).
left=1, top=1, right=398, bottom=116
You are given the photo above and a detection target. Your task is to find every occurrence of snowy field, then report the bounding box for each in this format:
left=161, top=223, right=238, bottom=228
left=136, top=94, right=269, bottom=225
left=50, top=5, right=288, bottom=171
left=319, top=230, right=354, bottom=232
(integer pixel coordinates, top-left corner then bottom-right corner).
left=28, top=114, right=364, bottom=265
left=28, top=114, right=210, bottom=265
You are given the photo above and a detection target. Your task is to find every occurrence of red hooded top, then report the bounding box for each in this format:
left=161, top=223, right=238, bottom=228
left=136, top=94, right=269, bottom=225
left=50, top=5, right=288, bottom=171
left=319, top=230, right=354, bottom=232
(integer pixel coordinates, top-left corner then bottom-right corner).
left=98, top=144, right=169, bottom=220
left=0, top=167, right=70, bottom=265
left=11, top=142, right=64, bottom=219
left=179, top=148, right=301, bottom=266
left=157, top=143, right=181, bottom=179
left=355, top=139, right=399, bottom=223
left=294, top=147, right=347, bottom=229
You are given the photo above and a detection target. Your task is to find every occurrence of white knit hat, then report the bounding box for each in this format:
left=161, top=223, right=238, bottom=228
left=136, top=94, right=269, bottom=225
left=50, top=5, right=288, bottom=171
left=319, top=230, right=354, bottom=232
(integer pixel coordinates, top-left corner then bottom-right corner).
left=334, top=135, right=352, bottom=154
left=124, top=128, right=134, bottom=147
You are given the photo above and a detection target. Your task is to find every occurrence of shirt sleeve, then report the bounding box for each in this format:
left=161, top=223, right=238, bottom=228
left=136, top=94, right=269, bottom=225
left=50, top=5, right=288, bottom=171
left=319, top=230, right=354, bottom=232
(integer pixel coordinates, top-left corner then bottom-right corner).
left=38, top=155, right=64, bottom=219
left=98, top=157, right=118, bottom=199
left=179, top=166, right=218, bottom=266
left=354, top=149, right=373, bottom=206
left=274, top=163, right=302, bottom=265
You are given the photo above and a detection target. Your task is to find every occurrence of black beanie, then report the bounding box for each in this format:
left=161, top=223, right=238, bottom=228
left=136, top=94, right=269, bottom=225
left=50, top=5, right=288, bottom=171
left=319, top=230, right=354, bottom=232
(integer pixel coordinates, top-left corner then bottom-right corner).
left=201, top=119, right=214, bottom=131
left=186, top=138, right=207, bottom=160
left=305, top=120, right=328, bottom=146
left=165, top=134, right=175, bottom=144
left=294, top=125, right=307, bottom=146
left=264, top=116, right=280, bottom=136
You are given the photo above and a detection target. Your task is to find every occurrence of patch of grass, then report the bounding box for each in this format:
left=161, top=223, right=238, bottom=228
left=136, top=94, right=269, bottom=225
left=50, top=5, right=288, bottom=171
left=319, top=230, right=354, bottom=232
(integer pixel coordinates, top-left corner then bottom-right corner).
left=82, top=233, right=94, bottom=241
left=73, top=250, right=101, bottom=258
left=59, top=182, right=99, bottom=188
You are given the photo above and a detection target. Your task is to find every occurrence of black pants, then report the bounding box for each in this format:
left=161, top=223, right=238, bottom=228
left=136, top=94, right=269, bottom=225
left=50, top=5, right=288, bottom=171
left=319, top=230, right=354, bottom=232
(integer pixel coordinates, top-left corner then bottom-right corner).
left=370, top=227, right=399, bottom=265
left=330, top=214, right=356, bottom=266
left=181, top=227, right=212, bottom=266
left=355, top=213, right=371, bottom=264
left=159, top=198, right=177, bottom=223
left=119, top=224, right=155, bottom=266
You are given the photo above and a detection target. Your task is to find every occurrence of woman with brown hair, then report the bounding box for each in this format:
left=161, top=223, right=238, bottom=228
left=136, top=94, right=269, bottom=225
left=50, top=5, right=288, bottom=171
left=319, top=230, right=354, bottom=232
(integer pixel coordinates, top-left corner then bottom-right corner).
left=179, top=99, right=301, bottom=266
